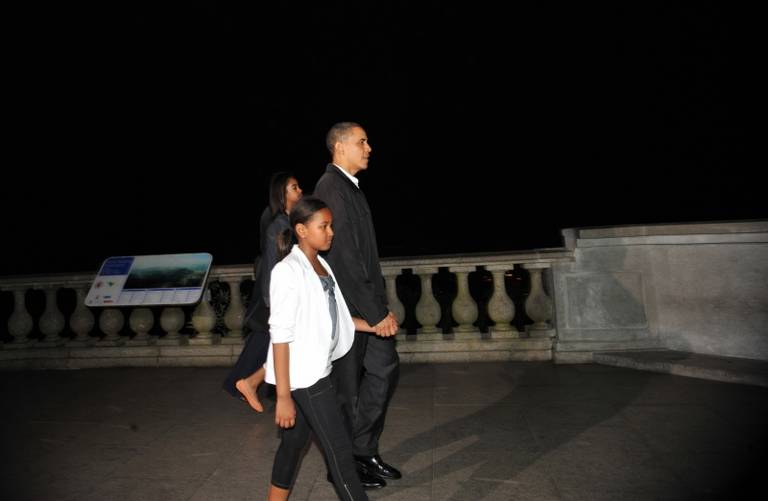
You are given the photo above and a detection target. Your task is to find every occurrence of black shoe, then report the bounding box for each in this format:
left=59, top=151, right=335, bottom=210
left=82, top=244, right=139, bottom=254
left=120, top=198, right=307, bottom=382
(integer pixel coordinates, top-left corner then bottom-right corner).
left=326, top=471, right=386, bottom=490
left=354, top=454, right=402, bottom=480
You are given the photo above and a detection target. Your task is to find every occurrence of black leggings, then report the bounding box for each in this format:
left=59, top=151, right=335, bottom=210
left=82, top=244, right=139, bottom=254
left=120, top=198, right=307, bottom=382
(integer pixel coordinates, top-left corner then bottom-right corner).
left=271, top=376, right=368, bottom=500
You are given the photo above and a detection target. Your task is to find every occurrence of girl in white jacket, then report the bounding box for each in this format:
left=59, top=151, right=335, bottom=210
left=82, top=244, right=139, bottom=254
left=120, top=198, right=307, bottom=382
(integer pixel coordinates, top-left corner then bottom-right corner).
left=266, top=196, right=374, bottom=501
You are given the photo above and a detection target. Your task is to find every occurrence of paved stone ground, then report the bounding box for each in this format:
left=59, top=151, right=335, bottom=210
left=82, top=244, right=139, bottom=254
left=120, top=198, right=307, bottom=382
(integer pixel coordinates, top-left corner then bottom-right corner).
left=2, top=362, right=766, bottom=500
left=593, top=349, right=768, bottom=387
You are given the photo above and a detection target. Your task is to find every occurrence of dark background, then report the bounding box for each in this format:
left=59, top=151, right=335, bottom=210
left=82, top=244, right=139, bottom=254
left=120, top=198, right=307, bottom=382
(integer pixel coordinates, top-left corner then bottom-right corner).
left=3, top=1, right=763, bottom=276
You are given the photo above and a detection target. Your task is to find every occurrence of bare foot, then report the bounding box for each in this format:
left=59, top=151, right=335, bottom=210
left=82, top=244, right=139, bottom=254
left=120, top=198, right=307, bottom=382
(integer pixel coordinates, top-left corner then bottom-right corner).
left=268, top=484, right=290, bottom=501
left=235, top=372, right=264, bottom=413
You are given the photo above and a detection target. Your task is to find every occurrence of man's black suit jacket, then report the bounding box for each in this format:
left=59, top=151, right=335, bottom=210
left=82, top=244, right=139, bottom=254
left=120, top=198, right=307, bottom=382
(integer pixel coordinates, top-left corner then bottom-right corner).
left=314, top=164, right=389, bottom=326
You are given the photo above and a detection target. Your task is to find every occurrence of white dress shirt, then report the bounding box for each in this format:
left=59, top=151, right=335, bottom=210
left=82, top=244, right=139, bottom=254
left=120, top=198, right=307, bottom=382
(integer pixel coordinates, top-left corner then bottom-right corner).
left=265, top=245, right=355, bottom=390
left=332, top=163, right=360, bottom=189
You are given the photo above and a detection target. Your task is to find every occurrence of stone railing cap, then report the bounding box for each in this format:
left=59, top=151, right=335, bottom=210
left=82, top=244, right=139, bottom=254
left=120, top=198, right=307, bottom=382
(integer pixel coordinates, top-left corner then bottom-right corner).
left=571, top=220, right=768, bottom=239
left=380, top=249, right=573, bottom=269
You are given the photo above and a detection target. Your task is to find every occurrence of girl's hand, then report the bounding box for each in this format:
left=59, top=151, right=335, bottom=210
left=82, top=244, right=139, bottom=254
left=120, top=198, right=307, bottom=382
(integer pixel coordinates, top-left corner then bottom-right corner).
left=275, top=396, right=296, bottom=428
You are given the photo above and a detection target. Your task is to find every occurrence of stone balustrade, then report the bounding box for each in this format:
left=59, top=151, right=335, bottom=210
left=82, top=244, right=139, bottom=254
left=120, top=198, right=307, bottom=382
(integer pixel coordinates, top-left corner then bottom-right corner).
left=0, top=249, right=572, bottom=369
left=5, top=220, right=765, bottom=369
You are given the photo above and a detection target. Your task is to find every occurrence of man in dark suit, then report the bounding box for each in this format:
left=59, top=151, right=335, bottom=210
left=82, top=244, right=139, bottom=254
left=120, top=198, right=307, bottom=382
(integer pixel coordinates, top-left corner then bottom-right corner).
left=314, top=122, right=401, bottom=490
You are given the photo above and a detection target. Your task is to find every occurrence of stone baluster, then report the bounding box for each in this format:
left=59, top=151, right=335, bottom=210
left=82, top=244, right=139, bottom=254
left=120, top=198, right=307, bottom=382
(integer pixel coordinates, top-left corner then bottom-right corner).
left=127, top=308, right=154, bottom=345
left=38, top=286, right=65, bottom=346
left=382, top=268, right=405, bottom=333
left=449, top=267, right=478, bottom=333
left=7, top=288, right=34, bottom=347
left=486, top=265, right=517, bottom=336
left=523, top=264, right=555, bottom=337
left=69, top=287, right=95, bottom=345
left=414, top=267, right=441, bottom=336
left=98, top=308, right=125, bottom=344
left=190, top=288, right=216, bottom=345
left=158, top=307, right=185, bottom=346
left=222, top=278, right=245, bottom=344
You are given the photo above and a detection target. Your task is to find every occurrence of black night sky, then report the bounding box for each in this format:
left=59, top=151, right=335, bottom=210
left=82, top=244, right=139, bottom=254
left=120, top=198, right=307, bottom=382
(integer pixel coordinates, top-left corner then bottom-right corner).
left=4, top=2, right=764, bottom=276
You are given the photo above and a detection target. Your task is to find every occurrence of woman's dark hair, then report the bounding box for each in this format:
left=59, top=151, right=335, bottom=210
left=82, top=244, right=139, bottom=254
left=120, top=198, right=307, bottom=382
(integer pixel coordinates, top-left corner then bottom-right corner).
left=268, top=171, right=295, bottom=219
left=277, top=196, right=329, bottom=260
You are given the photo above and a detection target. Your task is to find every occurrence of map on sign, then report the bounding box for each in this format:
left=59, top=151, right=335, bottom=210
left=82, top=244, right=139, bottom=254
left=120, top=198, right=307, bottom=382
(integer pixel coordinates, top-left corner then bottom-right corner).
left=85, top=253, right=213, bottom=307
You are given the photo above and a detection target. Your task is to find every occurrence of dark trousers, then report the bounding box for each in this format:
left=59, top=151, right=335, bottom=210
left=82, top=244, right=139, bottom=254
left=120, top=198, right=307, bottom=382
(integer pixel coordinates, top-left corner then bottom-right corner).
left=332, top=331, right=399, bottom=456
left=222, top=328, right=270, bottom=398
left=222, top=292, right=270, bottom=398
left=271, top=376, right=368, bottom=501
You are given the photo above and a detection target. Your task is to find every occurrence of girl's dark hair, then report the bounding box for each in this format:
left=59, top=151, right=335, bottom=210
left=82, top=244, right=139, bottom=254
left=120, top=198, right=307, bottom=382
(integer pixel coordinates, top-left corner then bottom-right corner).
left=276, top=196, right=329, bottom=260
left=268, top=171, right=295, bottom=219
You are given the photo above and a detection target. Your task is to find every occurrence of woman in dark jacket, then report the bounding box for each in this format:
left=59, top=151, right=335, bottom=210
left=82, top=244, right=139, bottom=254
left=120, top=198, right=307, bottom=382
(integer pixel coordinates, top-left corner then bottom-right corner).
left=222, top=171, right=303, bottom=411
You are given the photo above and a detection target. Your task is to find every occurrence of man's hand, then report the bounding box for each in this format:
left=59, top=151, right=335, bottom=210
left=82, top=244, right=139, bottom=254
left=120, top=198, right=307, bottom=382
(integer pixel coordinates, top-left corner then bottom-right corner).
left=374, top=311, right=399, bottom=337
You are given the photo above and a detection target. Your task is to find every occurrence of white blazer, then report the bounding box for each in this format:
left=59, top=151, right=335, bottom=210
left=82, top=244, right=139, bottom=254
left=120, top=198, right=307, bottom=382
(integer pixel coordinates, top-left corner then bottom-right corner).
left=265, top=245, right=355, bottom=390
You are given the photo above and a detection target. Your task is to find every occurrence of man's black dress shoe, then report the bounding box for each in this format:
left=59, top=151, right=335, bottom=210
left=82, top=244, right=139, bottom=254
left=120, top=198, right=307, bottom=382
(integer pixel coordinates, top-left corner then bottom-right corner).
left=354, top=454, right=402, bottom=480
left=326, top=470, right=386, bottom=490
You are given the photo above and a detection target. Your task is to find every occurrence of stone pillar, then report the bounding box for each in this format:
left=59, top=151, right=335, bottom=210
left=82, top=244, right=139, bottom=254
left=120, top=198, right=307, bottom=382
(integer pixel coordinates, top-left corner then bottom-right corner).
left=98, top=308, right=125, bottom=344
left=523, top=264, right=555, bottom=337
left=382, top=268, right=405, bottom=333
left=69, top=287, right=95, bottom=345
left=127, top=308, right=154, bottom=345
left=486, top=266, right=517, bottom=336
left=222, top=278, right=245, bottom=344
left=158, top=307, right=185, bottom=346
left=449, top=267, right=478, bottom=333
left=190, top=288, right=216, bottom=345
left=414, top=267, right=441, bottom=335
left=38, top=286, right=65, bottom=346
left=7, top=288, right=33, bottom=346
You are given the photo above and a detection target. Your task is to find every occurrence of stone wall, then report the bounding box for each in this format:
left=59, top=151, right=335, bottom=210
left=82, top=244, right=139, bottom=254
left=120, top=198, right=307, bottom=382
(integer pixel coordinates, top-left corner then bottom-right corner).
left=552, top=221, right=768, bottom=363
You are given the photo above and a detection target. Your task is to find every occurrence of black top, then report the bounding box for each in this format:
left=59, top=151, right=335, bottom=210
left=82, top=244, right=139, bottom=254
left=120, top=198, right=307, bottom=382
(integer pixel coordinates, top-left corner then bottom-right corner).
left=258, top=211, right=290, bottom=307
left=243, top=208, right=290, bottom=333
left=314, top=164, right=388, bottom=326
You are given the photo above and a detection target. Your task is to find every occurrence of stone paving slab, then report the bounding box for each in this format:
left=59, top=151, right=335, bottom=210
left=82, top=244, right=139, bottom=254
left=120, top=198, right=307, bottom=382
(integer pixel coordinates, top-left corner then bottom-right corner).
left=594, top=349, right=768, bottom=387
left=1, top=362, right=766, bottom=500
